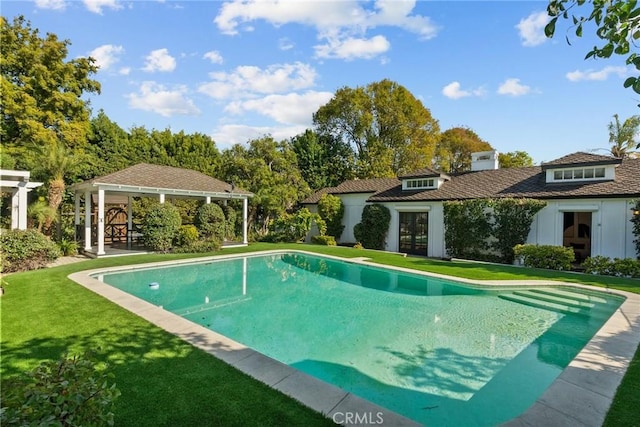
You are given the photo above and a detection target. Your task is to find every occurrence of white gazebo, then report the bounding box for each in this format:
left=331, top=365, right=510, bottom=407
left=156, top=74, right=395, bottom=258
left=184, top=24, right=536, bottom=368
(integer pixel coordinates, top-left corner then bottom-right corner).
left=69, top=163, right=253, bottom=256
left=0, top=169, right=43, bottom=230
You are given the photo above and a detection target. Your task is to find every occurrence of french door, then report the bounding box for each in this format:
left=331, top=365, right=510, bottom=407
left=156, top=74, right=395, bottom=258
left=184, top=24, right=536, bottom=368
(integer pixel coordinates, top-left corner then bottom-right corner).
left=399, top=212, right=428, bottom=256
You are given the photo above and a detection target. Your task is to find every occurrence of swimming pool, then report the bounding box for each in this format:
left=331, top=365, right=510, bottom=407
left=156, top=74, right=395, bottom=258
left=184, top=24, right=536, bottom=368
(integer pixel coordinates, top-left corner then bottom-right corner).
left=91, top=251, right=625, bottom=426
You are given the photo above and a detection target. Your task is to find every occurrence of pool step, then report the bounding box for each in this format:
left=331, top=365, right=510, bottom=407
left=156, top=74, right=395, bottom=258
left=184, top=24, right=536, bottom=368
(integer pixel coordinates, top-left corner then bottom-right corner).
left=499, top=293, right=591, bottom=316
left=528, top=288, right=608, bottom=304
left=511, top=290, right=596, bottom=310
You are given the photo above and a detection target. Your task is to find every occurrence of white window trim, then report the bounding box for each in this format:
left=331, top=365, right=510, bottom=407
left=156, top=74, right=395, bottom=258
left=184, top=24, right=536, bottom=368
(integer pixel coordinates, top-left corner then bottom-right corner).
left=546, top=165, right=615, bottom=183
left=402, top=178, right=436, bottom=190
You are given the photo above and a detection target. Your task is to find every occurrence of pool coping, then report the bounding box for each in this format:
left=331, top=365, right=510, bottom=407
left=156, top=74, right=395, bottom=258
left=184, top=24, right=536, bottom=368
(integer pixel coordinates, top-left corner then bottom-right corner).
left=68, top=249, right=640, bottom=427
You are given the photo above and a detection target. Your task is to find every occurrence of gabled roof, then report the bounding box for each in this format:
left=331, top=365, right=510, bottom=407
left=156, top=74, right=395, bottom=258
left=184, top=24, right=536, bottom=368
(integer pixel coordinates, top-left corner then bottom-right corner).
left=302, top=178, right=398, bottom=204
left=541, top=152, right=622, bottom=169
left=70, top=163, right=253, bottom=197
left=398, top=167, right=450, bottom=180
left=303, top=153, right=640, bottom=204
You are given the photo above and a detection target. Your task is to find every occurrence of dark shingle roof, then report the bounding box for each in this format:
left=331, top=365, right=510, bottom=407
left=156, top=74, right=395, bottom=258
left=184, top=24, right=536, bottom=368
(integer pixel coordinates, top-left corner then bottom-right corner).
left=398, top=167, right=449, bottom=180
left=303, top=154, right=640, bottom=204
left=80, top=163, right=252, bottom=195
left=301, top=178, right=399, bottom=204
left=369, top=157, right=640, bottom=202
left=541, top=152, right=621, bottom=169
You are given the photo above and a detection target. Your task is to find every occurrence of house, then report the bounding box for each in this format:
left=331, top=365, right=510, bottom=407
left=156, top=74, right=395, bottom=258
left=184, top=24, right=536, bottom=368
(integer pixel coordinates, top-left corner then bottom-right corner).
left=302, top=151, right=640, bottom=261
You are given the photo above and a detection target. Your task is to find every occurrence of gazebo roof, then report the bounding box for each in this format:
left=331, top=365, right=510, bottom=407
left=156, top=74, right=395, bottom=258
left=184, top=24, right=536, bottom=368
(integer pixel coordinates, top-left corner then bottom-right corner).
left=70, top=163, right=253, bottom=199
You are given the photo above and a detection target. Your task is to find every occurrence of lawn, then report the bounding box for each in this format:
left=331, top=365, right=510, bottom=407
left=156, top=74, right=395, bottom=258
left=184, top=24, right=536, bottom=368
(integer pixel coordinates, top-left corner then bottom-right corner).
left=1, top=242, right=638, bottom=426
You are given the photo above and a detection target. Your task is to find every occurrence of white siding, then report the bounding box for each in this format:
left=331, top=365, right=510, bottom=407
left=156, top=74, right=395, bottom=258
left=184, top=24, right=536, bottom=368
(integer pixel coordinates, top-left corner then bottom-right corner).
left=526, top=198, right=637, bottom=259
left=338, top=193, right=373, bottom=243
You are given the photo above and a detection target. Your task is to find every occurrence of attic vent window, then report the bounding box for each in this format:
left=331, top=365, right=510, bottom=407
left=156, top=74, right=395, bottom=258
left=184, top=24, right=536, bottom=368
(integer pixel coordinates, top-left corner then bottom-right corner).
left=477, top=155, right=490, bottom=161
left=405, top=178, right=435, bottom=189
left=552, top=167, right=606, bottom=182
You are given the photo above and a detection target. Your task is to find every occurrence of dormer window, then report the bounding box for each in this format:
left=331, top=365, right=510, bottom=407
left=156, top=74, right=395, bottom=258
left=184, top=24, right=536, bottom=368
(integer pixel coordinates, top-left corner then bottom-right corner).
left=403, top=178, right=435, bottom=190
left=550, top=167, right=608, bottom=182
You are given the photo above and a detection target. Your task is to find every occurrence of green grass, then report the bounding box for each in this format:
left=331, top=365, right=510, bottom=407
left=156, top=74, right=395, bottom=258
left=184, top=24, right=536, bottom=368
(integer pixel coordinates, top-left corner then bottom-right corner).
left=2, top=242, right=639, bottom=426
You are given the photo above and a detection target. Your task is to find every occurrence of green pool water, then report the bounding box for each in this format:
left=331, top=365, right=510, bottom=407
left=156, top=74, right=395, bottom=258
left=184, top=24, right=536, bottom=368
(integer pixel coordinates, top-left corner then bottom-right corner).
left=96, top=252, right=623, bottom=426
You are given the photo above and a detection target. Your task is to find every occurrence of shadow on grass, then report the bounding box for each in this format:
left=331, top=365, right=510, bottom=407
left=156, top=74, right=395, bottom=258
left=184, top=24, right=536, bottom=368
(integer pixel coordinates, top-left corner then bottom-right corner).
left=2, top=323, right=334, bottom=427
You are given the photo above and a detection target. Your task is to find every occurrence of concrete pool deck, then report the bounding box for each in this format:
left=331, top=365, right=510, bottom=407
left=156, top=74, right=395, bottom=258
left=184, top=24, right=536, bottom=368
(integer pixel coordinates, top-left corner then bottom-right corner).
left=68, top=250, right=640, bottom=427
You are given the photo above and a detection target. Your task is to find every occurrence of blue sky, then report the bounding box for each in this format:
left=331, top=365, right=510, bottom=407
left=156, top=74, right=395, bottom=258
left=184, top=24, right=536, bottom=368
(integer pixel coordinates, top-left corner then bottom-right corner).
left=3, top=0, right=638, bottom=164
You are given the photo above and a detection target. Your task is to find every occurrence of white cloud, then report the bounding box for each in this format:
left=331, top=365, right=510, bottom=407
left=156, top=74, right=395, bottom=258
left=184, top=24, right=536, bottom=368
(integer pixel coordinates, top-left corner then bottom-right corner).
left=211, top=124, right=308, bottom=149
left=516, top=11, right=549, bottom=47
left=203, top=50, right=224, bottom=64
left=83, top=0, right=122, bottom=14
left=35, top=0, right=66, bottom=10
left=497, top=78, right=531, bottom=96
left=118, top=67, right=131, bottom=76
left=214, top=0, right=437, bottom=60
left=126, top=81, right=200, bottom=117
left=566, top=66, right=628, bottom=81
left=442, top=81, right=486, bottom=100
left=142, top=48, right=176, bottom=73
left=88, top=44, right=124, bottom=71
left=314, top=35, right=390, bottom=60
left=224, top=91, right=333, bottom=124
left=279, top=38, right=295, bottom=51
left=198, top=62, right=317, bottom=99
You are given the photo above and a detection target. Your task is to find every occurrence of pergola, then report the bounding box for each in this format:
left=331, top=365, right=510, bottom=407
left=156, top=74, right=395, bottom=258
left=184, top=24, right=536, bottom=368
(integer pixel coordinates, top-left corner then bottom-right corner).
left=0, top=169, right=43, bottom=230
left=69, top=163, right=253, bottom=256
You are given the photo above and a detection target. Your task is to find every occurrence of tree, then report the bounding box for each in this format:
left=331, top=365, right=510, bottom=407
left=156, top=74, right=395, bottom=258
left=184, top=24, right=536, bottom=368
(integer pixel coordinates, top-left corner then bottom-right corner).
left=608, top=113, right=640, bottom=157
left=545, top=0, right=640, bottom=94
left=432, top=127, right=492, bottom=173
left=1, top=16, right=100, bottom=169
left=219, top=136, right=310, bottom=235
left=499, top=151, right=535, bottom=168
left=313, top=79, right=440, bottom=178
left=290, top=129, right=354, bottom=190
left=32, top=141, right=83, bottom=231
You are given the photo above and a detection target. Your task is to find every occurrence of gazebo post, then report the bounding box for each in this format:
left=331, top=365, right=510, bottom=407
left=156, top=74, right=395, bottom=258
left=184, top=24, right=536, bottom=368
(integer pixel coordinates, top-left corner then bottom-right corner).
left=97, top=188, right=105, bottom=256
left=242, top=198, right=248, bottom=244
left=84, top=191, right=92, bottom=252
left=11, top=183, right=28, bottom=230
left=74, top=193, right=80, bottom=241
left=127, top=196, right=133, bottom=248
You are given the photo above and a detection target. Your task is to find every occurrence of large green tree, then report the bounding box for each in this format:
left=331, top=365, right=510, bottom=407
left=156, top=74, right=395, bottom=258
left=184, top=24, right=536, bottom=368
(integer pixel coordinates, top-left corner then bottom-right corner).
left=498, top=151, right=535, bottom=168
left=545, top=0, right=640, bottom=94
left=219, top=136, right=310, bottom=234
left=432, top=127, right=492, bottom=173
left=608, top=113, right=640, bottom=157
left=313, top=79, right=440, bottom=178
left=290, top=129, right=354, bottom=190
left=1, top=15, right=101, bottom=169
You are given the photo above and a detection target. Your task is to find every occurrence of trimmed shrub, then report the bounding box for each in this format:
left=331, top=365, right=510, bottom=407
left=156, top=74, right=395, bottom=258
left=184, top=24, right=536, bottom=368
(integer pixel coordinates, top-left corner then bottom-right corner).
left=221, top=205, right=237, bottom=240
left=195, top=203, right=225, bottom=241
left=268, top=208, right=326, bottom=243
left=492, top=198, right=546, bottom=263
left=142, top=203, right=181, bottom=252
left=582, top=255, right=614, bottom=276
left=311, top=235, right=337, bottom=246
left=583, top=256, right=640, bottom=278
left=0, top=229, right=61, bottom=273
left=353, top=204, right=391, bottom=250
left=632, top=200, right=640, bottom=258
left=318, top=194, right=345, bottom=240
left=443, top=199, right=492, bottom=259
left=513, top=244, right=575, bottom=271
left=0, top=351, right=120, bottom=426
left=176, top=225, right=199, bottom=247
left=173, top=237, right=222, bottom=254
